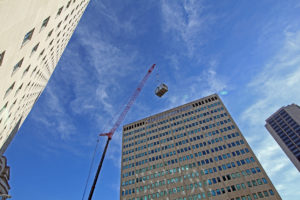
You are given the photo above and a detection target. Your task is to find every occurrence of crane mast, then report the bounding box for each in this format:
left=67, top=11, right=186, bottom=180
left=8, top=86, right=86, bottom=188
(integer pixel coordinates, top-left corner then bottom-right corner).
left=88, top=64, right=156, bottom=200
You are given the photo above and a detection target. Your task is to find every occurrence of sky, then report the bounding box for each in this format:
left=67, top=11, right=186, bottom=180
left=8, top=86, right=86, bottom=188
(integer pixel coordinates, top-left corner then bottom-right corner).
left=5, top=0, right=300, bottom=199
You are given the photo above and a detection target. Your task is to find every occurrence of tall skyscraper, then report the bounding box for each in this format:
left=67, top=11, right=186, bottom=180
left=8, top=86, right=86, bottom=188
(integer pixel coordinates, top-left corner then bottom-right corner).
left=265, top=104, right=300, bottom=172
left=0, top=0, right=90, bottom=154
left=121, top=94, right=281, bottom=200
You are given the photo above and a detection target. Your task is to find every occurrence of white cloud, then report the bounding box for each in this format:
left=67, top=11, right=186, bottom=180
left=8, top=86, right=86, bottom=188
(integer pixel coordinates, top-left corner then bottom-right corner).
left=32, top=85, right=76, bottom=140
left=163, top=64, right=228, bottom=111
left=242, top=31, right=300, bottom=125
left=161, top=0, right=227, bottom=108
left=68, top=24, right=140, bottom=122
left=91, top=0, right=136, bottom=36
left=30, top=6, right=141, bottom=156
left=255, top=135, right=290, bottom=177
left=200, top=67, right=228, bottom=97
left=161, top=0, right=212, bottom=57
left=240, top=30, right=300, bottom=198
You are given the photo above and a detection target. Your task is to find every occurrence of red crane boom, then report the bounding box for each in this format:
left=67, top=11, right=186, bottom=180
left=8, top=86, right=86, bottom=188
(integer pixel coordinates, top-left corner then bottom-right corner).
left=99, top=63, right=156, bottom=139
left=88, top=64, right=156, bottom=200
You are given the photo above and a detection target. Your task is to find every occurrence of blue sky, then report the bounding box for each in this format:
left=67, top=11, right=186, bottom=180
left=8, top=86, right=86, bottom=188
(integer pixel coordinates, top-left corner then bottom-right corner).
left=5, top=0, right=300, bottom=199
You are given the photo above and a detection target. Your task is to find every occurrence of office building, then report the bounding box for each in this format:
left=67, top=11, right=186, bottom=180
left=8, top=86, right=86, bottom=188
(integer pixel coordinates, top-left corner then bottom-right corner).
left=0, top=0, right=90, bottom=155
left=265, top=104, right=300, bottom=172
left=121, top=94, right=281, bottom=200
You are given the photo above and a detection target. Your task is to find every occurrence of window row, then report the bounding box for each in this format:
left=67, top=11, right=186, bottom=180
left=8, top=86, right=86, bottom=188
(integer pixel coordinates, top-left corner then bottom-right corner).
left=123, top=135, right=242, bottom=169
left=124, top=100, right=221, bottom=134
left=124, top=114, right=229, bottom=144
left=124, top=178, right=272, bottom=200
left=123, top=126, right=237, bottom=157
left=123, top=118, right=233, bottom=150
left=124, top=106, right=224, bottom=143
left=123, top=128, right=236, bottom=161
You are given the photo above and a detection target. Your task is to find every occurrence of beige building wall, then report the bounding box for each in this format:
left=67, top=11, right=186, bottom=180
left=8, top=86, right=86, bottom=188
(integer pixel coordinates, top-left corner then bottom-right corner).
left=0, top=0, right=90, bottom=154
left=121, top=94, right=281, bottom=200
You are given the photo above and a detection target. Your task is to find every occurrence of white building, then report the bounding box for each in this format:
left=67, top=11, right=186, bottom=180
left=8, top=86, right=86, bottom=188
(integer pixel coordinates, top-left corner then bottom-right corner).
left=0, top=0, right=90, bottom=155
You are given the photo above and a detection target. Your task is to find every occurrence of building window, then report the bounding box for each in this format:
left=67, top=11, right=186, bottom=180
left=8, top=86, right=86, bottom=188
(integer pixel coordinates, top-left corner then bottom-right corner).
left=0, top=102, right=8, bottom=115
left=39, top=49, right=45, bottom=59
left=65, top=14, right=69, bottom=21
left=47, top=29, right=54, bottom=39
left=57, top=7, right=64, bottom=16
left=4, top=82, right=15, bottom=99
left=0, top=51, right=5, bottom=66
left=12, top=58, right=24, bottom=76
left=41, top=17, right=50, bottom=31
left=57, top=21, right=62, bottom=28
left=22, top=65, right=30, bottom=78
left=31, top=67, right=37, bottom=77
left=9, top=99, right=17, bottom=111
left=49, top=39, right=54, bottom=46
left=31, top=43, right=39, bottom=56
left=15, top=84, right=23, bottom=97
left=22, top=29, right=34, bottom=46
left=66, top=1, right=71, bottom=8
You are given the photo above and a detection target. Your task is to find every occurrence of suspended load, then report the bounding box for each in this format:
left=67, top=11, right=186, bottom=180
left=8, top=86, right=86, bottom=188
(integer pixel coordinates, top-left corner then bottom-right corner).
left=155, top=83, right=168, bottom=97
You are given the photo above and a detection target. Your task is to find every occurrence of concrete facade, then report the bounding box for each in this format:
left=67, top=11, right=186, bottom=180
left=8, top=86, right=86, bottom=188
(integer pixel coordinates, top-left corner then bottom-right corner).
left=265, top=104, right=300, bottom=172
left=121, top=94, right=281, bottom=200
left=0, top=0, right=90, bottom=154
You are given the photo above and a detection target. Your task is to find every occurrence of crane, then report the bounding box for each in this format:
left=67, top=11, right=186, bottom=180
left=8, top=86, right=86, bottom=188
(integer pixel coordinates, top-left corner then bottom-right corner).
left=87, top=64, right=156, bottom=200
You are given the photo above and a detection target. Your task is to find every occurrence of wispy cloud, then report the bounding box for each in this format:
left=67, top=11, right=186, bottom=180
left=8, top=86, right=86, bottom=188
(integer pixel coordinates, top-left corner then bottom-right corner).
left=89, top=0, right=138, bottom=37
left=161, top=0, right=213, bottom=57
left=164, top=63, right=228, bottom=110
left=32, top=85, right=76, bottom=140
left=69, top=29, right=138, bottom=118
left=200, top=66, right=228, bottom=97
left=160, top=0, right=227, bottom=109
left=30, top=0, right=142, bottom=157
left=242, top=30, right=300, bottom=125
left=240, top=30, right=300, bottom=197
left=255, top=136, right=290, bottom=177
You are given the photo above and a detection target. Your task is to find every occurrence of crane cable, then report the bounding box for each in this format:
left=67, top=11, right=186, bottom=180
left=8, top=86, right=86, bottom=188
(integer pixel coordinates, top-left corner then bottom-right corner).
left=81, top=137, right=101, bottom=200
left=156, top=72, right=160, bottom=85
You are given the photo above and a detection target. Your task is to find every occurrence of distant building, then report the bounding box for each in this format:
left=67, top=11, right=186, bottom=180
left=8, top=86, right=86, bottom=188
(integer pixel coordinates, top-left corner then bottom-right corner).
left=0, top=0, right=90, bottom=154
left=265, top=104, right=300, bottom=172
left=121, top=94, right=281, bottom=200
left=0, top=156, right=10, bottom=198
